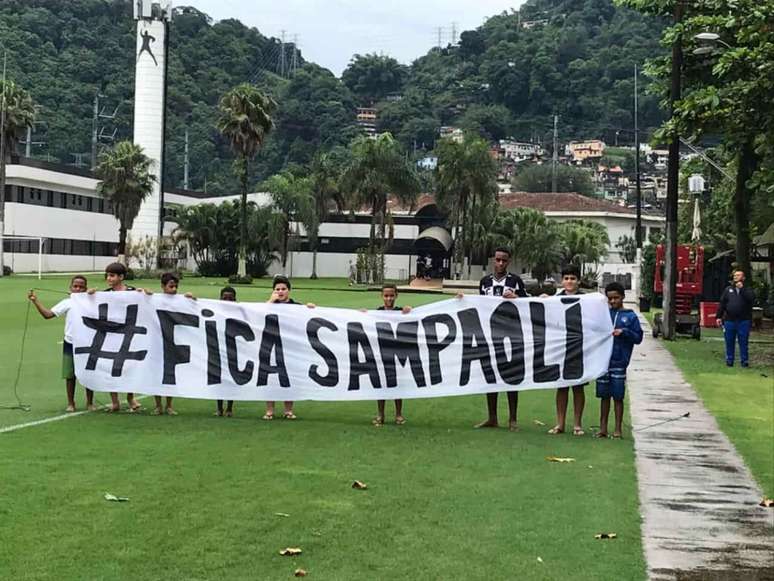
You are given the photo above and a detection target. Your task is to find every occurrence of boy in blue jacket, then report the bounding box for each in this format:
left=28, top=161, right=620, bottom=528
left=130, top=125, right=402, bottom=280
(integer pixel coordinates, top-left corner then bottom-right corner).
left=596, top=282, right=643, bottom=439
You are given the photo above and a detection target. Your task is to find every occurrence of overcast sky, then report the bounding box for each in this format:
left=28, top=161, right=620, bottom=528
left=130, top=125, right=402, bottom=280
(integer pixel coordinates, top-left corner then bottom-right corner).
left=183, top=0, right=525, bottom=76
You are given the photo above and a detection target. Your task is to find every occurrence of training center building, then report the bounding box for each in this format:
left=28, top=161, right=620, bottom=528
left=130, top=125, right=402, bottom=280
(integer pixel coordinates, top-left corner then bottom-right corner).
left=3, top=155, right=665, bottom=282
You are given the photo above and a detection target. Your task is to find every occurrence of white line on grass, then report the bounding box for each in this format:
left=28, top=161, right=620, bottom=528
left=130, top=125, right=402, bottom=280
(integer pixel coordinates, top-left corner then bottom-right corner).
left=0, top=396, right=152, bottom=434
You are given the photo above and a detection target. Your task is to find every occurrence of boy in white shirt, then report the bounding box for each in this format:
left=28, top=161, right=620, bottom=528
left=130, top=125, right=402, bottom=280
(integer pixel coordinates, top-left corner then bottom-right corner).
left=28, top=275, right=95, bottom=412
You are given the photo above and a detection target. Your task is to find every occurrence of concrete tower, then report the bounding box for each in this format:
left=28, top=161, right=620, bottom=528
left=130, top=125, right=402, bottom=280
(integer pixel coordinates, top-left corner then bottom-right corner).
left=130, top=1, right=172, bottom=246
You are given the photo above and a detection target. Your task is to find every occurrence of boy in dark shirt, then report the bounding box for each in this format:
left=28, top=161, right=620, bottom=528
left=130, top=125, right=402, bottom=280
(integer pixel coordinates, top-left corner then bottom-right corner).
left=596, top=282, right=643, bottom=439
left=373, top=284, right=412, bottom=426
left=264, top=276, right=315, bottom=420
left=87, top=262, right=141, bottom=413
left=473, top=247, right=527, bottom=431
left=546, top=265, right=587, bottom=436
left=216, top=286, right=237, bottom=417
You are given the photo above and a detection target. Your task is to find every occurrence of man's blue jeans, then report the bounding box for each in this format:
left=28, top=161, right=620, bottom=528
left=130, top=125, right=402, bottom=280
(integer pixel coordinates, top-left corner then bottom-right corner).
left=723, top=319, right=751, bottom=366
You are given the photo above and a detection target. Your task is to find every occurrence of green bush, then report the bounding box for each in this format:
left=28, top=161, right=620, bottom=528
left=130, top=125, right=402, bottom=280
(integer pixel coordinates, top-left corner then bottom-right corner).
left=227, top=274, right=253, bottom=285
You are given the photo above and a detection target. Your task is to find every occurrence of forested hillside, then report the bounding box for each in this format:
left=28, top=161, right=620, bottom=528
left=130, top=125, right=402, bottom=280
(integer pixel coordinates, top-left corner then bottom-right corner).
left=368, top=0, right=666, bottom=150
left=0, top=0, right=665, bottom=194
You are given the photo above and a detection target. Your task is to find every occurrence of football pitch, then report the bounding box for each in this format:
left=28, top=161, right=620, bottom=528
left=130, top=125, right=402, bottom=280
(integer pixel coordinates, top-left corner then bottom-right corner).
left=0, top=275, right=645, bottom=580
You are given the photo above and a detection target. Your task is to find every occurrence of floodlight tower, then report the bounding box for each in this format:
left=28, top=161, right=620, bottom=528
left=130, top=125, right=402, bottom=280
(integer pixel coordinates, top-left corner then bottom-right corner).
left=130, top=0, right=172, bottom=247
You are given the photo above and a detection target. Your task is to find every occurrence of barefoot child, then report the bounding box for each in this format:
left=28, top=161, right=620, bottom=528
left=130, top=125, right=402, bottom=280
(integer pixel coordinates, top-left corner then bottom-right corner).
left=547, top=265, right=587, bottom=436
left=264, top=276, right=315, bottom=421
left=147, top=272, right=195, bottom=415
left=372, top=283, right=412, bottom=426
left=473, top=247, right=528, bottom=432
left=596, top=282, right=643, bottom=439
left=28, top=276, right=95, bottom=412
left=87, top=262, right=141, bottom=412
left=216, top=286, right=237, bottom=417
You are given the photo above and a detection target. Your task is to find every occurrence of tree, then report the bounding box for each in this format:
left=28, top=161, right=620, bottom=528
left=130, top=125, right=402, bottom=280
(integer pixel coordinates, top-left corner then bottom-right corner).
left=0, top=79, right=36, bottom=277
left=491, top=208, right=563, bottom=283
left=435, top=135, right=499, bottom=276
left=173, top=201, right=278, bottom=277
left=342, top=54, right=408, bottom=104
left=616, top=234, right=637, bottom=263
left=95, top=141, right=156, bottom=262
left=308, top=148, right=349, bottom=278
left=558, top=220, right=610, bottom=274
left=216, top=83, right=276, bottom=278
left=263, top=171, right=314, bottom=269
left=514, top=164, right=594, bottom=197
left=341, top=133, right=420, bottom=283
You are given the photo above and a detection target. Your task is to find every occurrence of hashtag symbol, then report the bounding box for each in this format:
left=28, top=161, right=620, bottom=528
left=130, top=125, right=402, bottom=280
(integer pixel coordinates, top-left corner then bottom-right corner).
left=74, top=303, right=148, bottom=377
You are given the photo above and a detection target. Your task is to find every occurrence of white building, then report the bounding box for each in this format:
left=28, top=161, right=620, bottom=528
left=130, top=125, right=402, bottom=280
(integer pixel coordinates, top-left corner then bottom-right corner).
left=3, top=158, right=665, bottom=285
left=499, top=140, right=543, bottom=161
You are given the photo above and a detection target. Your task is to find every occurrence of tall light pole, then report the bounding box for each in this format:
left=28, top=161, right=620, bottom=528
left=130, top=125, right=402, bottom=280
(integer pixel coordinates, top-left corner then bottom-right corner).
left=633, top=63, right=643, bottom=302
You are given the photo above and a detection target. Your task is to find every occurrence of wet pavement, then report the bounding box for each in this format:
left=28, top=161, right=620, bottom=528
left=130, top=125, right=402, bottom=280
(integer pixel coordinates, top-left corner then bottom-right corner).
left=628, top=317, right=774, bottom=581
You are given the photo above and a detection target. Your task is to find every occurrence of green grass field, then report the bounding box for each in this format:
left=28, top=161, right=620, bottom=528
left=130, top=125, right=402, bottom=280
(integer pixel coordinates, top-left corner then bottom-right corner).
left=0, top=275, right=646, bottom=580
left=648, top=320, right=774, bottom=497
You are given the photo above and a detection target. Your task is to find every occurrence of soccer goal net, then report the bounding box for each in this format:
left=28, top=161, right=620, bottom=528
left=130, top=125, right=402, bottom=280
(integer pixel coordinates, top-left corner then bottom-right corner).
left=1, top=235, right=46, bottom=280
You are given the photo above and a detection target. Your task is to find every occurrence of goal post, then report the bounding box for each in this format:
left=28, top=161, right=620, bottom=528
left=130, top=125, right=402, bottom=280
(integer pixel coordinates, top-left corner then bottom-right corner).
left=1, top=236, right=45, bottom=279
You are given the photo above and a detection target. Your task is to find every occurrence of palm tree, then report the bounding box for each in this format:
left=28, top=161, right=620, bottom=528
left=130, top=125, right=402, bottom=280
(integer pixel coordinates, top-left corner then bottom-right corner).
left=342, top=134, right=420, bottom=282
left=263, top=172, right=314, bottom=269
left=309, top=149, right=348, bottom=279
left=0, top=79, right=36, bottom=277
left=558, top=219, right=610, bottom=275
left=435, top=134, right=498, bottom=277
left=95, top=141, right=156, bottom=263
left=492, top=208, right=563, bottom=282
left=216, top=84, right=276, bottom=277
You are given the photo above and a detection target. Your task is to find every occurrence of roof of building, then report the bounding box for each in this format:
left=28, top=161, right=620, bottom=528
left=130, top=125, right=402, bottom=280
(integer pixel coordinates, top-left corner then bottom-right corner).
left=498, top=191, right=663, bottom=217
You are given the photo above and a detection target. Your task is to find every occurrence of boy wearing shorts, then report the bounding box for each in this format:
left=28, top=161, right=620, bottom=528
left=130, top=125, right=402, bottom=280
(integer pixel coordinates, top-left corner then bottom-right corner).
left=87, top=262, right=141, bottom=412
left=596, top=282, right=643, bottom=439
left=28, top=276, right=95, bottom=412
left=216, top=286, right=237, bottom=417
left=372, top=283, right=412, bottom=426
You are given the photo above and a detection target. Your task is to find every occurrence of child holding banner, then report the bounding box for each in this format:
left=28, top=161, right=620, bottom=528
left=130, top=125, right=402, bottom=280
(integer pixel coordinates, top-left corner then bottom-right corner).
left=87, top=262, right=142, bottom=413
left=596, top=282, right=643, bottom=439
left=216, top=286, right=237, bottom=417
left=28, top=276, right=96, bottom=412
left=264, top=276, right=315, bottom=421
left=472, top=247, right=528, bottom=432
left=144, top=272, right=195, bottom=416
left=547, top=265, right=587, bottom=436
left=372, top=283, right=412, bottom=426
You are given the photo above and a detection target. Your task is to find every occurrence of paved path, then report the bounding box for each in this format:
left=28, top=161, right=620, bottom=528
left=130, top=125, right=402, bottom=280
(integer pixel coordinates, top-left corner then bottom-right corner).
left=629, top=317, right=774, bottom=580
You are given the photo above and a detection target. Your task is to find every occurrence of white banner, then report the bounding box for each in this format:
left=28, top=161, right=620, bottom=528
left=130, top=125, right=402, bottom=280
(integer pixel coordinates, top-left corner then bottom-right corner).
left=68, top=293, right=613, bottom=401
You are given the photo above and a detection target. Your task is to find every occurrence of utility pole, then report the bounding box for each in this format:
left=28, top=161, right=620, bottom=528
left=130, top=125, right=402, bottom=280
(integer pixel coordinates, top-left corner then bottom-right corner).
left=0, top=52, right=7, bottom=278
left=551, top=114, right=558, bottom=193
left=183, top=128, right=189, bottom=189
left=91, top=93, right=99, bottom=169
left=634, top=64, right=642, bottom=251
left=279, top=30, right=286, bottom=77
left=663, top=3, right=684, bottom=340
left=291, top=34, right=299, bottom=75
left=21, top=124, right=44, bottom=158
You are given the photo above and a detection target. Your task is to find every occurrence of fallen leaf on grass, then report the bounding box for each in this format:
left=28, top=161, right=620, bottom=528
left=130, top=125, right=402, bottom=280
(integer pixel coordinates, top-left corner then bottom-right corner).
left=280, top=547, right=302, bottom=556
left=294, top=569, right=308, bottom=577
left=760, top=498, right=773, bottom=508
left=545, top=456, right=575, bottom=463
left=594, top=533, right=617, bottom=540
left=533, top=419, right=546, bottom=426
left=104, top=493, right=129, bottom=502
left=274, top=512, right=290, bottom=517
left=352, top=480, right=368, bottom=490
left=537, top=557, right=543, bottom=563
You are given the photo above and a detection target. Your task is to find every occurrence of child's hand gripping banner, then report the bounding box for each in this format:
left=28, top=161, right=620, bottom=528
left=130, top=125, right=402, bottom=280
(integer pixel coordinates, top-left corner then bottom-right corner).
left=68, top=293, right=613, bottom=401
